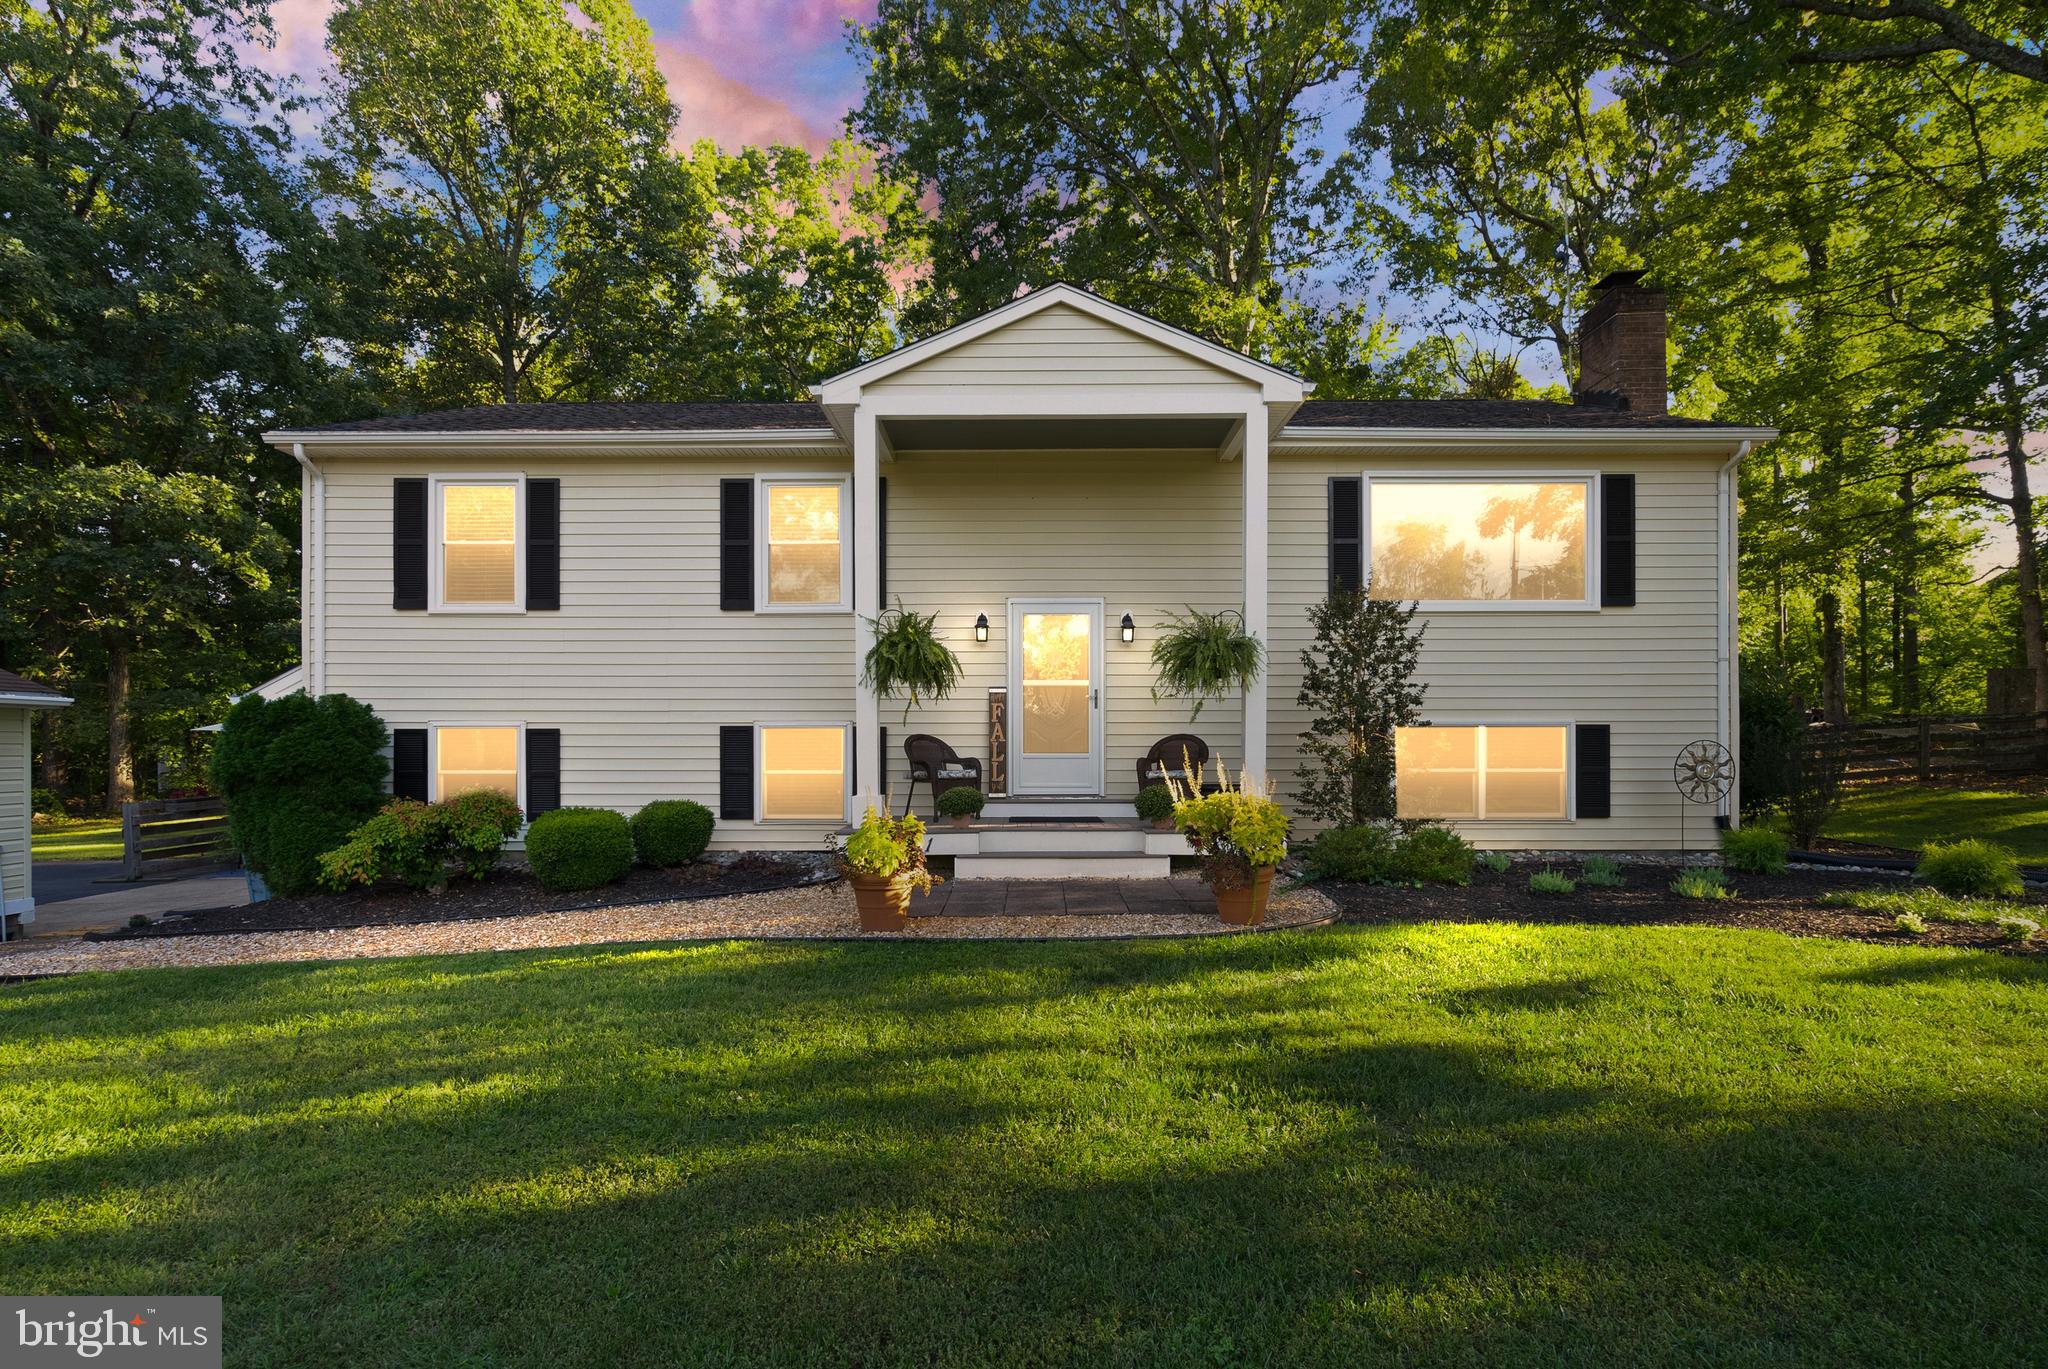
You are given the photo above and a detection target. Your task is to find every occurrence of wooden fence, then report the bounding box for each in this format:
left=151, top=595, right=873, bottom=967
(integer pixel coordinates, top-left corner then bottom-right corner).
left=121, top=796, right=234, bottom=881
left=1818, top=711, right=2048, bottom=783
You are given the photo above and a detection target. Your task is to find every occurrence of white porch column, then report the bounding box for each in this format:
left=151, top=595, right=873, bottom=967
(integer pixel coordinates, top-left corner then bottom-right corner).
left=1242, top=407, right=1269, bottom=783
left=851, top=406, right=883, bottom=820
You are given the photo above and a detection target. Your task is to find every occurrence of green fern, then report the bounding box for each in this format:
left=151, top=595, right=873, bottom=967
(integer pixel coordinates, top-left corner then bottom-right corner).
left=860, top=601, right=964, bottom=722
left=1150, top=607, right=1263, bottom=721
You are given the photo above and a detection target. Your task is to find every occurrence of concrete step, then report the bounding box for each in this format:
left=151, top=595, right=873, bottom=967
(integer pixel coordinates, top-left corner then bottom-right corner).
left=953, top=851, right=1174, bottom=880
left=982, top=798, right=1131, bottom=820
left=976, top=826, right=1146, bottom=854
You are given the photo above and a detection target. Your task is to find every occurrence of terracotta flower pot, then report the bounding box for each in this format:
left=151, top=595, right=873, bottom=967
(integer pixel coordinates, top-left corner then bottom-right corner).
left=1213, top=865, right=1277, bottom=926
left=1153, top=818, right=1176, bottom=832
left=850, top=872, right=911, bottom=932
left=949, top=815, right=976, bottom=829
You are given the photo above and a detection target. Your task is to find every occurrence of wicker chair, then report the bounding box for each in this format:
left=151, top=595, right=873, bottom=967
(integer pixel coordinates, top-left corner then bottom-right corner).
left=1137, top=734, right=1211, bottom=791
left=901, top=734, right=983, bottom=819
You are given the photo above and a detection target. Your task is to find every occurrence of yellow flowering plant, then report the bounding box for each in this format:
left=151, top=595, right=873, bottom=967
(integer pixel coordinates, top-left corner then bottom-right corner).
left=1163, top=756, right=1290, bottom=890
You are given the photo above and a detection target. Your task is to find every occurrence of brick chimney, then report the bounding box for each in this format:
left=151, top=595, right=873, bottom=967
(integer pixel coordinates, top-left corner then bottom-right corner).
left=1575, top=269, right=1667, bottom=414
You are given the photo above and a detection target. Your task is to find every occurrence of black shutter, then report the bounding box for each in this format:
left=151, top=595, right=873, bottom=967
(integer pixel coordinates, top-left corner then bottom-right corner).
left=393, top=478, right=428, bottom=610
left=1576, top=724, right=1612, bottom=819
left=526, top=728, right=561, bottom=817
left=878, top=726, right=888, bottom=797
left=720, top=479, right=754, bottom=611
left=1329, top=477, right=1363, bottom=593
left=527, top=479, right=560, bottom=610
left=877, top=476, right=888, bottom=604
left=392, top=728, right=429, bottom=801
left=1600, top=474, right=1636, bottom=607
left=719, top=725, right=753, bottom=820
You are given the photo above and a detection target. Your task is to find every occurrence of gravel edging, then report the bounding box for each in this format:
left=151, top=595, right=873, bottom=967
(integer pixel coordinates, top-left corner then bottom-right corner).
left=0, top=882, right=1341, bottom=978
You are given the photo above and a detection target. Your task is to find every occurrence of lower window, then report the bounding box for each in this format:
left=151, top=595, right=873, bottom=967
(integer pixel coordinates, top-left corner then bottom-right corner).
left=760, top=725, right=847, bottom=821
left=1396, top=725, right=1569, bottom=820
left=435, top=725, right=521, bottom=802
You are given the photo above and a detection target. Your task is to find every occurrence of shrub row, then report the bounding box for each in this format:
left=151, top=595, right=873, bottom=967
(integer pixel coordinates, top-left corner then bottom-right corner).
left=1305, top=823, right=1475, bottom=886
left=319, top=791, right=524, bottom=892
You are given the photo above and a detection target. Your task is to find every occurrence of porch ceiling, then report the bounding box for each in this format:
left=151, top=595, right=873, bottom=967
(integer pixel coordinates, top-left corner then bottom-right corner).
left=882, top=415, right=1238, bottom=452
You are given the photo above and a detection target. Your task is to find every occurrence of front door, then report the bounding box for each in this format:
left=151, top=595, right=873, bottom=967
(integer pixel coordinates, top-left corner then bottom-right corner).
left=1008, top=599, right=1104, bottom=794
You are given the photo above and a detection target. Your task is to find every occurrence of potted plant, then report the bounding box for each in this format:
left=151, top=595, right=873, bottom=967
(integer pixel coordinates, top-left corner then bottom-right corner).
left=1133, top=783, right=1175, bottom=832
left=838, top=806, right=938, bottom=931
left=936, top=785, right=985, bottom=828
left=1164, top=759, right=1289, bottom=925
left=1150, top=607, right=1263, bottom=720
left=861, top=601, right=965, bottom=721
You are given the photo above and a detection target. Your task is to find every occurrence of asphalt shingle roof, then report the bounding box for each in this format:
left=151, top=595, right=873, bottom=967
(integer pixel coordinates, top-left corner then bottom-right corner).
left=0, top=668, right=67, bottom=699
left=283, top=397, right=1758, bottom=436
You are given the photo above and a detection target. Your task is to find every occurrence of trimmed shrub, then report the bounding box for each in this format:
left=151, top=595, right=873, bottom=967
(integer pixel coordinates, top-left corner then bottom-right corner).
left=1580, top=855, right=1624, bottom=888
left=211, top=693, right=389, bottom=895
left=1304, top=823, right=1396, bottom=882
left=1133, top=784, right=1174, bottom=824
left=1671, top=868, right=1732, bottom=900
left=1390, top=825, right=1475, bottom=887
left=630, top=799, right=715, bottom=867
left=440, top=790, right=525, bottom=880
left=1529, top=869, right=1575, bottom=895
left=937, top=786, right=986, bottom=820
left=1720, top=825, right=1789, bottom=875
left=1916, top=839, right=2024, bottom=899
left=525, top=808, right=633, bottom=891
left=1477, top=850, right=1512, bottom=876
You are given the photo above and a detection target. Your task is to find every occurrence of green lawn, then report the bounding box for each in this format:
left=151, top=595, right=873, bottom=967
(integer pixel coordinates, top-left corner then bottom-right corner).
left=28, top=816, right=122, bottom=861
left=1827, top=785, right=2048, bottom=861
left=4, top=927, right=2045, bottom=1366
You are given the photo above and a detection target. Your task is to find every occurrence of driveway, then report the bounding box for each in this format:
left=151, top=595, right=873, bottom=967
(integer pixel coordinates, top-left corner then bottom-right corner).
left=15, top=860, right=248, bottom=940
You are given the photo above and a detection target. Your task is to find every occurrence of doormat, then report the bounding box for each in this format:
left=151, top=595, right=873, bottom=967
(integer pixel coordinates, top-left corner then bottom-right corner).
left=1006, top=815, right=1105, bottom=825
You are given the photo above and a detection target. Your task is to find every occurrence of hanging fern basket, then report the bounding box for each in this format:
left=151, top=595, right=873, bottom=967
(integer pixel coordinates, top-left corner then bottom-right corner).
left=1150, top=607, right=1263, bottom=721
left=861, top=602, right=965, bottom=722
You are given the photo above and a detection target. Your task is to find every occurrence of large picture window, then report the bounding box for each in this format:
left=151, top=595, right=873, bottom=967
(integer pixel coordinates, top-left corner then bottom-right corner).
left=1396, top=725, right=1570, bottom=820
left=436, top=478, right=522, bottom=608
left=759, top=725, right=847, bottom=820
left=759, top=479, right=849, bottom=610
left=434, top=725, right=520, bottom=802
left=1368, top=478, right=1591, bottom=606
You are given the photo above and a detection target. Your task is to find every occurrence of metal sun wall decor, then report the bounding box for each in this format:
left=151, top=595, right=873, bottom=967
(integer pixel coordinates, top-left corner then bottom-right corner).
left=1671, top=738, right=1734, bottom=855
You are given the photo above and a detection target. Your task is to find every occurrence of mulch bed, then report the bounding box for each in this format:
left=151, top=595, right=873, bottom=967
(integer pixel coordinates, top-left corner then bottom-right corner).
left=1322, top=859, right=2048, bottom=957
left=90, top=855, right=832, bottom=939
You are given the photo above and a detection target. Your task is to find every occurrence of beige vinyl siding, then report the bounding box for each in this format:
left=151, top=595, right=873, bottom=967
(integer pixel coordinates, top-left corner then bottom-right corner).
left=867, top=303, right=1239, bottom=394
left=880, top=449, right=1245, bottom=804
left=319, top=453, right=856, bottom=850
left=1266, top=453, right=1726, bottom=849
left=2, top=708, right=31, bottom=913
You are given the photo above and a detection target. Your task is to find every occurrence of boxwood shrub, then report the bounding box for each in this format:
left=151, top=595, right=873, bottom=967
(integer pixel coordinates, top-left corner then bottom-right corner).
left=630, top=799, right=715, bottom=868
left=525, top=808, right=634, bottom=891
left=1304, top=823, right=1396, bottom=882
left=937, top=786, right=986, bottom=820
left=1133, top=784, right=1174, bottom=824
left=1392, top=825, right=1475, bottom=887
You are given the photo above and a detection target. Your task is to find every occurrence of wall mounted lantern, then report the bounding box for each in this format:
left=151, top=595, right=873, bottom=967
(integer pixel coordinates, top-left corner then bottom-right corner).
left=974, top=613, right=989, bottom=643
left=1120, top=613, right=1136, bottom=644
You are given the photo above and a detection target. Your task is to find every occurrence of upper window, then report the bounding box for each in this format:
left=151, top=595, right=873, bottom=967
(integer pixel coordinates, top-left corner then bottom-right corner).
left=756, top=479, right=849, bottom=610
left=1396, top=725, right=1570, bottom=821
left=1368, top=478, right=1591, bottom=606
left=759, top=725, right=847, bottom=821
left=434, top=725, right=520, bottom=803
left=437, top=479, right=522, bottom=609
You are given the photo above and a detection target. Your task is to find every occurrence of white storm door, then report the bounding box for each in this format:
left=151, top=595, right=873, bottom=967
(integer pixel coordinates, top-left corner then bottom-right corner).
left=1008, top=599, right=1104, bottom=795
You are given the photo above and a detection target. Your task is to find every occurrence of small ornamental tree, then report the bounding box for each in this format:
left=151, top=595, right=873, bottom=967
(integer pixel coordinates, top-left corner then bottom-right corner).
left=211, top=693, right=390, bottom=894
left=1293, top=585, right=1428, bottom=826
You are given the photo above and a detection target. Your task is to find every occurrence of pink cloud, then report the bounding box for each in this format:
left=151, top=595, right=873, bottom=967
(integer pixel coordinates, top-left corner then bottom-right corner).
left=680, top=0, right=876, bottom=63
left=252, top=0, right=335, bottom=81
left=657, top=43, right=834, bottom=153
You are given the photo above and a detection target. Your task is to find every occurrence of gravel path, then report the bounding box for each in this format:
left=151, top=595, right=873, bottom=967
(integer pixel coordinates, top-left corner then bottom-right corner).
left=0, top=881, right=1338, bottom=978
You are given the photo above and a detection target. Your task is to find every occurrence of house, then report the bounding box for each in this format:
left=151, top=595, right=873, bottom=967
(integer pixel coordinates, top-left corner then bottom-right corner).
left=261, top=276, right=1773, bottom=873
left=0, top=667, right=73, bottom=928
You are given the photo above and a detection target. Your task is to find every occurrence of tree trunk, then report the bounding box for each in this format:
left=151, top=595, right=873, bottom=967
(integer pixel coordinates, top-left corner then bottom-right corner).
left=2003, top=424, right=2047, bottom=715
left=1855, top=568, right=1870, bottom=714
left=105, top=642, right=133, bottom=811
left=1818, top=589, right=1849, bottom=724
left=1896, top=471, right=1920, bottom=715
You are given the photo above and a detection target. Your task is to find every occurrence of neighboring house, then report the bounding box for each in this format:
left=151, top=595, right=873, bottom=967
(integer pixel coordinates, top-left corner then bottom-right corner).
left=0, top=667, right=73, bottom=926
left=262, top=276, right=1773, bottom=865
